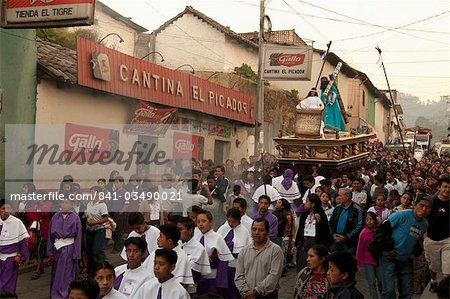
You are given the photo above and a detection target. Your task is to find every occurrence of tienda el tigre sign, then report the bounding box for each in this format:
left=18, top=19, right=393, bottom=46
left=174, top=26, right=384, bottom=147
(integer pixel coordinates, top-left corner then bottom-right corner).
left=77, top=37, right=256, bottom=124
left=1, top=0, right=95, bottom=28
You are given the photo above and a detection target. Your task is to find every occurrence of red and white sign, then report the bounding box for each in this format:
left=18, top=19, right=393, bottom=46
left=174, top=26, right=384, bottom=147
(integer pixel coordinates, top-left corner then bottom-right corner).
left=172, top=132, right=199, bottom=160
left=2, top=0, right=94, bottom=28
left=77, top=37, right=255, bottom=124
left=124, top=101, right=177, bottom=136
left=65, top=123, right=118, bottom=162
left=262, top=44, right=313, bottom=81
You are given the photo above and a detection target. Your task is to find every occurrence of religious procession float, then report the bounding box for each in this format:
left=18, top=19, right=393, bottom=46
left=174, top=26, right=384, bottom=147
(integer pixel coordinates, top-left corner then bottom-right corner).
left=274, top=62, right=373, bottom=177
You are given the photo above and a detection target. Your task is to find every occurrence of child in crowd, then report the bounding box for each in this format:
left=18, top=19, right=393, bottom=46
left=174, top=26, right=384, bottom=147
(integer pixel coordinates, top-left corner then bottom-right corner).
left=94, top=261, right=126, bottom=299
left=393, top=192, right=413, bottom=212
left=68, top=277, right=100, bottom=299
left=47, top=199, right=82, bottom=299
left=132, top=249, right=190, bottom=299
left=327, top=251, right=364, bottom=299
left=356, top=212, right=381, bottom=299
left=368, top=194, right=390, bottom=223
left=320, top=192, right=334, bottom=221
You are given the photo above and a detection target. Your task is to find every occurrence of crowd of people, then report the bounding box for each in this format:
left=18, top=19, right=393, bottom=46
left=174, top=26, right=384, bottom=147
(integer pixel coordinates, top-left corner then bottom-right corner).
left=0, top=148, right=449, bottom=299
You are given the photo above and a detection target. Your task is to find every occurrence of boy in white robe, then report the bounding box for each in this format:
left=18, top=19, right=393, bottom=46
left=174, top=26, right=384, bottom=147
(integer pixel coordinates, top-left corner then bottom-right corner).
left=177, top=217, right=211, bottom=294
left=114, top=237, right=152, bottom=298
left=194, top=210, right=234, bottom=296
left=120, top=212, right=159, bottom=261
left=132, top=249, right=190, bottom=299
left=94, top=261, right=127, bottom=299
left=232, top=198, right=253, bottom=234
left=296, top=88, right=325, bottom=137
left=142, top=224, right=194, bottom=288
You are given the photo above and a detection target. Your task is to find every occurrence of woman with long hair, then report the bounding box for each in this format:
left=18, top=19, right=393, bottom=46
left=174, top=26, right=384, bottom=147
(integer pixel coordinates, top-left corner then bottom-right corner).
left=293, top=193, right=330, bottom=272
left=293, top=244, right=331, bottom=299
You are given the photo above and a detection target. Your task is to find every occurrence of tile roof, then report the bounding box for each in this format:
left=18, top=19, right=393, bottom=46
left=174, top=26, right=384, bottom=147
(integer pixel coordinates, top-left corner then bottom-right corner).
left=152, top=6, right=258, bottom=50
left=36, top=38, right=77, bottom=84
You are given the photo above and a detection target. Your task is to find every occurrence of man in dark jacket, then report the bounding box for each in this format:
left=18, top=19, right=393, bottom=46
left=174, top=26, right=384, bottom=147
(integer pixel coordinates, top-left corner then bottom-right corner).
left=329, top=188, right=363, bottom=255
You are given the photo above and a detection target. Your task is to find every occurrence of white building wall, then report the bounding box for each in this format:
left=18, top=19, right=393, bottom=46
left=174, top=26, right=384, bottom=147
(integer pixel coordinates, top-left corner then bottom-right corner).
left=155, top=14, right=226, bottom=71
left=70, top=4, right=141, bottom=56
left=374, top=100, right=388, bottom=144
left=223, top=37, right=258, bottom=72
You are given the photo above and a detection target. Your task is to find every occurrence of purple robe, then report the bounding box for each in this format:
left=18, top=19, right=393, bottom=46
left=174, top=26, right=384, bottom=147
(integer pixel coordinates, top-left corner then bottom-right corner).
left=224, top=230, right=241, bottom=299
left=252, top=211, right=279, bottom=239
left=47, top=212, right=82, bottom=299
left=0, top=240, right=29, bottom=293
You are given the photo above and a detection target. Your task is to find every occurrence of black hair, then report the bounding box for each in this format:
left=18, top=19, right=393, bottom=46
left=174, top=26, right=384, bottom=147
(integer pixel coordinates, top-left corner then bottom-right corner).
left=437, top=175, right=450, bottom=187
left=233, top=197, right=247, bottom=209
left=90, top=186, right=102, bottom=193
left=94, top=261, right=115, bottom=278
left=187, top=179, right=199, bottom=193
left=206, top=174, right=215, bottom=181
left=114, top=176, right=125, bottom=183
left=258, top=195, right=271, bottom=203
left=320, top=179, right=331, bottom=188
left=154, top=248, right=178, bottom=266
left=304, top=175, right=315, bottom=184
left=233, top=185, right=241, bottom=192
left=167, top=213, right=183, bottom=225
left=328, top=251, right=358, bottom=281
left=128, top=212, right=145, bottom=226
left=215, top=165, right=225, bottom=173
left=124, top=237, right=147, bottom=253
left=177, top=217, right=195, bottom=230
left=389, top=189, right=400, bottom=197
left=252, top=218, right=269, bottom=232
left=263, top=175, right=272, bottom=185
left=309, top=244, right=329, bottom=269
left=279, top=198, right=291, bottom=212
left=197, top=209, right=213, bottom=222
left=226, top=208, right=242, bottom=221
left=188, top=205, right=204, bottom=214
left=366, top=211, right=377, bottom=224
left=352, top=177, right=365, bottom=186
left=306, top=193, right=325, bottom=214
left=68, top=277, right=100, bottom=299
left=374, top=174, right=385, bottom=184
left=0, top=199, right=5, bottom=208
left=97, top=178, right=107, bottom=183
left=159, top=224, right=181, bottom=244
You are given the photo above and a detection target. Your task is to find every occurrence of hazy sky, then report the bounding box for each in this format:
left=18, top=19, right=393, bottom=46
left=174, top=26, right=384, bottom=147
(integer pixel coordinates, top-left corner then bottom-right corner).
left=103, top=0, right=450, bottom=102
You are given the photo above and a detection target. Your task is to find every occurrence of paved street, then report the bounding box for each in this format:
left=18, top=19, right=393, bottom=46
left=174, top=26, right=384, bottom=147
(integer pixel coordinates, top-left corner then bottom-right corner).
left=17, top=247, right=439, bottom=299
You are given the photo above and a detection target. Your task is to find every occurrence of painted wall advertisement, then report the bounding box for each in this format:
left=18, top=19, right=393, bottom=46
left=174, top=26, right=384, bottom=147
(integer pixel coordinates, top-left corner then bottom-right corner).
left=262, top=44, right=313, bottom=81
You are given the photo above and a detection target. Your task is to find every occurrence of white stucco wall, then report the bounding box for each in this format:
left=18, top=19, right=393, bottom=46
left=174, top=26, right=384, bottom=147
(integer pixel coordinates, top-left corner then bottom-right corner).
left=70, top=4, right=142, bottom=56
left=374, top=100, right=388, bottom=143
left=154, top=14, right=258, bottom=73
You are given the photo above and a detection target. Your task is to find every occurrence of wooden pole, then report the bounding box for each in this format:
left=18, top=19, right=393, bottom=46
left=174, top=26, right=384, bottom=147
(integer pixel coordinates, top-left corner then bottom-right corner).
left=376, top=47, right=406, bottom=153
left=315, top=41, right=332, bottom=89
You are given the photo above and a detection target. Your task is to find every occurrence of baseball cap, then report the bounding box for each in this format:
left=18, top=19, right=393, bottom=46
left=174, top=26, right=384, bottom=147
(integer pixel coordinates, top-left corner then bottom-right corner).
left=415, top=193, right=433, bottom=205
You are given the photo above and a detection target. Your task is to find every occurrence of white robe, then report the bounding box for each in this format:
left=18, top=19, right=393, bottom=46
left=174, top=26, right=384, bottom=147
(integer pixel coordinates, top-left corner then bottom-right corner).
left=193, top=229, right=234, bottom=279
left=131, top=277, right=190, bottom=299
left=217, top=223, right=251, bottom=268
left=120, top=226, right=160, bottom=261
left=240, top=214, right=253, bottom=234
left=179, top=239, right=211, bottom=275
left=252, top=184, right=281, bottom=211
left=272, top=175, right=301, bottom=204
left=0, top=214, right=29, bottom=246
left=114, top=264, right=152, bottom=298
left=141, top=245, right=194, bottom=285
left=296, top=96, right=324, bottom=110
left=103, top=288, right=127, bottom=299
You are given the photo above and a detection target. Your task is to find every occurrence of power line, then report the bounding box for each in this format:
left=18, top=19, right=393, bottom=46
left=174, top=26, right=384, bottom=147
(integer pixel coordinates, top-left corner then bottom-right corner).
left=295, top=0, right=450, bottom=46
left=354, top=59, right=450, bottom=65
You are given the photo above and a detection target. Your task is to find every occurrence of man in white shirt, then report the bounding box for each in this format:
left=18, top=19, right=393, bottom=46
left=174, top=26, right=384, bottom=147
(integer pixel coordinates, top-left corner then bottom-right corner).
left=301, top=175, right=320, bottom=203
left=385, top=170, right=405, bottom=195
left=351, top=178, right=368, bottom=210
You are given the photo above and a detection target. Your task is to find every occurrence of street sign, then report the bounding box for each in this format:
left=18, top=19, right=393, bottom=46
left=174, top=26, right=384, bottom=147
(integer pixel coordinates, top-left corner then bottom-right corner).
left=1, top=0, right=95, bottom=28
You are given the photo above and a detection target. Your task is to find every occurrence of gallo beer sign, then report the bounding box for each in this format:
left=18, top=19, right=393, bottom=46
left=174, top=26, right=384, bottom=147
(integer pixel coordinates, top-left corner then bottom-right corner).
left=1, top=0, right=95, bottom=28
left=262, top=44, right=313, bottom=81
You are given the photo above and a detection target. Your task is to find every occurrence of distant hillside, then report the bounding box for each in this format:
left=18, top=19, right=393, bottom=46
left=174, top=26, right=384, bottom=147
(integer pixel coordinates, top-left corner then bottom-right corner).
left=397, top=93, right=447, bottom=144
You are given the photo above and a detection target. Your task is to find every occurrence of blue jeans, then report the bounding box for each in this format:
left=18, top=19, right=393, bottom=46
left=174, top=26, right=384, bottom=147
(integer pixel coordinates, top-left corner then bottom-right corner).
left=380, top=253, right=413, bottom=299
left=364, top=264, right=382, bottom=299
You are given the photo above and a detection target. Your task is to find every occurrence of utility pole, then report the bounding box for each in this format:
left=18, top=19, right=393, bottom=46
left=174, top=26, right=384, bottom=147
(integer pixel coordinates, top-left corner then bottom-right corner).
left=376, top=46, right=406, bottom=152
left=254, top=0, right=265, bottom=156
